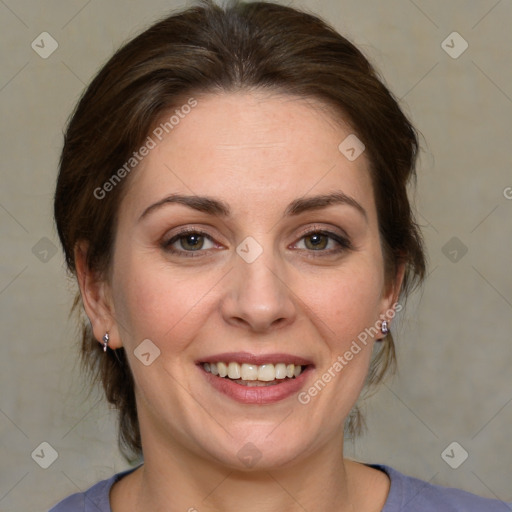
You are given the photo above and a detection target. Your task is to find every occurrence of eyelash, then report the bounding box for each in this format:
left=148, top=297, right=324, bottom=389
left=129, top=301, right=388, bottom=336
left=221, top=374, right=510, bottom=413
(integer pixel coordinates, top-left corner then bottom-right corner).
left=161, top=226, right=352, bottom=258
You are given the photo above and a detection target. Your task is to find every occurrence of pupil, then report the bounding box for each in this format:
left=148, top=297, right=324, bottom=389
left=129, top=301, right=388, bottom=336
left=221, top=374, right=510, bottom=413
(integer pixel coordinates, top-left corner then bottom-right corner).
left=307, top=233, right=327, bottom=250
left=183, top=234, right=202, bottom=250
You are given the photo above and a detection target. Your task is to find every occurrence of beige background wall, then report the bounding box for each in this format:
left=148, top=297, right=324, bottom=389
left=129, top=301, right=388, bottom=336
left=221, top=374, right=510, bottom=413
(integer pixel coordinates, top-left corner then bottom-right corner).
left=1, top=0, right=511, bottom=510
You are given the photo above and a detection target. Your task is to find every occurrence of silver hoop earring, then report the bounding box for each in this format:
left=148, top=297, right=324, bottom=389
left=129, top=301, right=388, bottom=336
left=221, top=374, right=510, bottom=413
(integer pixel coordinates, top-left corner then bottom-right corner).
left=381, top=320, right=389, bottom=337
left=102, top=332, right=109, bottom=352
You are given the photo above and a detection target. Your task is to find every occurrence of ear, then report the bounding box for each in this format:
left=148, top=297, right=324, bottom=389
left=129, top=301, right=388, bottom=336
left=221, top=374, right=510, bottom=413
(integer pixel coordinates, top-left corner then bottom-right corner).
left=74, top=241, right=122, bottom=350
left=379, top=261, right=406, bottom=325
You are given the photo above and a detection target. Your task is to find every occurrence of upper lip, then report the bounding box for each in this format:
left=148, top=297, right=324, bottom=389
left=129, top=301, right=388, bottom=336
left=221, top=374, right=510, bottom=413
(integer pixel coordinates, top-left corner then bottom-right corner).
left=197, top=351, right=314, bottom=366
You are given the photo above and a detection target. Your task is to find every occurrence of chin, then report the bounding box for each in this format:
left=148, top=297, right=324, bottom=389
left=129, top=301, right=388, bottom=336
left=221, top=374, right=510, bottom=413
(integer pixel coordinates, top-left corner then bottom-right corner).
left=193, top=426, right=318, bottom=472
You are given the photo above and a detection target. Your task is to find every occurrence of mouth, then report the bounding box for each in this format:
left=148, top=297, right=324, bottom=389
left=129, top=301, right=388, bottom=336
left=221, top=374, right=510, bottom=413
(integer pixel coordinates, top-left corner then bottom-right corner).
left=202, top=361, right=306, bottom=386
left=197, top=352, right=314, bottom=404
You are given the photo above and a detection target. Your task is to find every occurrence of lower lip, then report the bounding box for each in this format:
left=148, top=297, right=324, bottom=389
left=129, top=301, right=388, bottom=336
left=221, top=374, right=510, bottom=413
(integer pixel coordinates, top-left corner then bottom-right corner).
left=199, top=365, right=313, bottom=404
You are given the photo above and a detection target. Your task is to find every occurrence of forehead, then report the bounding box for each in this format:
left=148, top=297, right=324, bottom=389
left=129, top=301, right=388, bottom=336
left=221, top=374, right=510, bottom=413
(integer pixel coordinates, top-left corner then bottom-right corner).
left=119, top=90, right=375, bottom=223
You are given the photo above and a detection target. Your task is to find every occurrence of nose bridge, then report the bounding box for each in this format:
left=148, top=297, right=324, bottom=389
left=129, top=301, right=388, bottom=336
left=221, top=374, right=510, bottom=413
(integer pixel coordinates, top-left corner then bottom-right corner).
left=221, top=235, right=296, bottom=332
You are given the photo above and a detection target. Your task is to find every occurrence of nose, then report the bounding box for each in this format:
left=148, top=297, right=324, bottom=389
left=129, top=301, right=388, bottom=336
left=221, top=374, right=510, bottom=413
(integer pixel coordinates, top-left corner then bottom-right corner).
left=220, top=247, right=297, bottom=334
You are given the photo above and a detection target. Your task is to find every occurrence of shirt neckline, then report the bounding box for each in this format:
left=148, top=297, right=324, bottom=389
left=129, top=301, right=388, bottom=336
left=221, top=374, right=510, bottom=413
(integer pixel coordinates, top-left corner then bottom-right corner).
left=102, top=462, right=402, bottom=511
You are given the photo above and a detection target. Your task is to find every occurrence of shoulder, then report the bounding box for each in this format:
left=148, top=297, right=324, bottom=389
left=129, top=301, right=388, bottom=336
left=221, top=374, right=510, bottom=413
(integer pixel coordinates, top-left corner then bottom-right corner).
left=372, top=464, right=511, bottom=512
left=48, top=466, right=140, bottom=512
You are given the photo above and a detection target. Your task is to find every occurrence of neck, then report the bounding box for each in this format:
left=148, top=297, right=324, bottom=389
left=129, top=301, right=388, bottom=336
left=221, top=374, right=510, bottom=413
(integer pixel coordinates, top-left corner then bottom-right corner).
left=133, top=435, right=356, bottom=512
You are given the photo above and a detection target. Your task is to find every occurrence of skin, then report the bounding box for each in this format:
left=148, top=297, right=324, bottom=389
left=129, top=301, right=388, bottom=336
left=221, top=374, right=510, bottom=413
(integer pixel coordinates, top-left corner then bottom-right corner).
left=76, top=90, right=404, bottom=511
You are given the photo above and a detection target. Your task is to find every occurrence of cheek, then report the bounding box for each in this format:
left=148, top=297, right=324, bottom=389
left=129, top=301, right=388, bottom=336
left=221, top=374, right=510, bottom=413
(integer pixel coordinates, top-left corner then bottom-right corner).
left=298, top=267, right=382, bottom=409
left=111, top=251, right=220, bottom=349
left=296, top=262, right=384, bottom=344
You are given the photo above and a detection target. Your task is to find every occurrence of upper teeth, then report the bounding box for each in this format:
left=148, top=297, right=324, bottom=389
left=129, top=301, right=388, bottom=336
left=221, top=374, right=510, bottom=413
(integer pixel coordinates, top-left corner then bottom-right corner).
left=203, top=362, right=304, bottom=381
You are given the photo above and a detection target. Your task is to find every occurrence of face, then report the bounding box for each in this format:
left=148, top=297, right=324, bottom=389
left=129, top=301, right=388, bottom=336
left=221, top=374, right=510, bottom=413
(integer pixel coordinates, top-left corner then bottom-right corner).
left=91, top=91, right=400, bottom=469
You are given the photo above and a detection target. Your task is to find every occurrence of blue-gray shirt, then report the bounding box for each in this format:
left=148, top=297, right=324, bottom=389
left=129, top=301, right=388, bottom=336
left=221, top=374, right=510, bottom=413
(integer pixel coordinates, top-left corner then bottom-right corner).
left=49, top=463, right=511, bottom=511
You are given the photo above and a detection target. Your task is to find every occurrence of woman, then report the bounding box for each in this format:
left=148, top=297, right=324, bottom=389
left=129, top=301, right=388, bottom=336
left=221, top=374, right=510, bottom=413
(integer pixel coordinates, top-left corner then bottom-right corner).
left=50, top=1, right=509, bottom=510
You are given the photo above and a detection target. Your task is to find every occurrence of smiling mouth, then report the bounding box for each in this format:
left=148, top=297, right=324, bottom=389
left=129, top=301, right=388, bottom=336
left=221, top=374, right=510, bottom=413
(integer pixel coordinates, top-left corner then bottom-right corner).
left=202, top=361, right=307, bottom=387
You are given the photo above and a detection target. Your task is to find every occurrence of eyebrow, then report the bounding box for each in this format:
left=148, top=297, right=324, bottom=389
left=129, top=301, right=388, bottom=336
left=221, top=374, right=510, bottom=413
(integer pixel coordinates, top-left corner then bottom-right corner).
left=138, top=191, right=367, bottom=222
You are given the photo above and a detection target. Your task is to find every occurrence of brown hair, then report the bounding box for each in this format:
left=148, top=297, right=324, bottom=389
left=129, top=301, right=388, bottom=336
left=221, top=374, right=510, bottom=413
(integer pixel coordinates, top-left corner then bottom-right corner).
left=54, top=0, right=426, bottom=460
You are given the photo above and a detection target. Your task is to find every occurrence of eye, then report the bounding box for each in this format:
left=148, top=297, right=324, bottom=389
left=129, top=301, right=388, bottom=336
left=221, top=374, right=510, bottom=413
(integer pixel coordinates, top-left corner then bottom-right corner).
left=162, top=229, right=218, bottom=257
left=161, top=226, right=352, bottom=258
left=293, top=229, right=352, bottom=255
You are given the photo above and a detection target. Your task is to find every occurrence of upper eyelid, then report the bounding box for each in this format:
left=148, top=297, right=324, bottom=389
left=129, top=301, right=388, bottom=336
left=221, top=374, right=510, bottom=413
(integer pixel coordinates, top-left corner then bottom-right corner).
left=295, top=224, right=349, bottom=239
left=164, top=224, right=348, bottom=241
